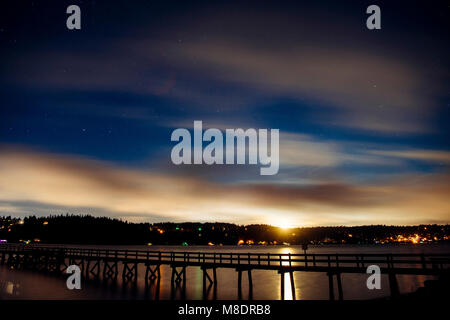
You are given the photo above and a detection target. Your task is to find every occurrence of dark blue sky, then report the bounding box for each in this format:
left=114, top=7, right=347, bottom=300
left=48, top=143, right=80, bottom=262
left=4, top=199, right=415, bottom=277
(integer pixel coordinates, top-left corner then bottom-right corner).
left=0, top=0, right=449, bottom=226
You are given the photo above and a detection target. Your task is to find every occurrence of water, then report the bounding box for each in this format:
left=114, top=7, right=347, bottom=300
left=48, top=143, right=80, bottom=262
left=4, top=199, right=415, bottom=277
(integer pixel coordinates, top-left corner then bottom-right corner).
left=0, top=244, right=448, bottom=300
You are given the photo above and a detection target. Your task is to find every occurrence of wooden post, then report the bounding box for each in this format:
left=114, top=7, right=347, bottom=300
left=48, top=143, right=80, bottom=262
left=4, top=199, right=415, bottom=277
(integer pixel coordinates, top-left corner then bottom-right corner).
left=203, top=267, right=206, bottom=296
left=336, top=273, right=343, bottom=300
left=248, top=269, right=253, bottom=300
left=171, top=266, right=175, bottom=288
left=157, top=264, right=161, bottom=279
left=328, top=272, right=335, bottom=300
left=85, top=260, right=90, bottom=279
left=237, top=269, right=242, bottom=300
left=280, top=272, right=285, bottom=300
left=389, top=273, right=399, bottom=298
left=122, top=262, right=127, bottom=282
left=94, top=260, right=100, bottom=280
left=183, top=266, right=187, bottom=290
left=145, top=264, right=150, bottom=287
left=290, top=271, right=296, bottom=300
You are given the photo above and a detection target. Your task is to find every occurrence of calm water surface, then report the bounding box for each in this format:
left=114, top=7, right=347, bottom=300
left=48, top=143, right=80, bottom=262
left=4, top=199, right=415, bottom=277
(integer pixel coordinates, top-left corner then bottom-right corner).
left=1, top=244, right=448, bottom=300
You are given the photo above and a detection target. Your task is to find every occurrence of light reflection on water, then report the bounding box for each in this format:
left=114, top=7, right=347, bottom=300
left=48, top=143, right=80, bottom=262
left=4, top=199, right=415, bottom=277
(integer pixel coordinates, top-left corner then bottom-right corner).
left=280, top=247, right=294, bottom=300
left=283, top=273, right=293, bottom=300
left=0, top=244, right=448, bottom=300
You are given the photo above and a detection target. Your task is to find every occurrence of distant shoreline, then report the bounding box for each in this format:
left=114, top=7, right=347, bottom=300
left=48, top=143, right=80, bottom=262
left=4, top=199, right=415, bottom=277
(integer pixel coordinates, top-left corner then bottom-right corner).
left=2, top=215, right=449, bottom=246
left=3, top=242, right=450, bottom=248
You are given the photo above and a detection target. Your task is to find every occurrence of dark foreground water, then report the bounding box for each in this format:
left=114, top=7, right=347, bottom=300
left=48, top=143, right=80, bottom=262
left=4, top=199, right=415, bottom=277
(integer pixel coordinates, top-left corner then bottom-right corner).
left=0, top=244, right=448, bottom=300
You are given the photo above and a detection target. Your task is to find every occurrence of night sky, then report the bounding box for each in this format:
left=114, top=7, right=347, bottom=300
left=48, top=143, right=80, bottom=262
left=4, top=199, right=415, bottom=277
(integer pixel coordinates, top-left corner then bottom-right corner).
left=0, top=0, right=449, bottom=226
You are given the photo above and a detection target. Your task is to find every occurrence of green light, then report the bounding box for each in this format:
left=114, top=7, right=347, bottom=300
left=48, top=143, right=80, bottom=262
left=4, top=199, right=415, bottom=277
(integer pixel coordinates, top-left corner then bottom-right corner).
left=198, top=227, right=202, bottom=231
left=182, top=242, right=188, bottom=246
left=176, top=227, right=180, bottom=230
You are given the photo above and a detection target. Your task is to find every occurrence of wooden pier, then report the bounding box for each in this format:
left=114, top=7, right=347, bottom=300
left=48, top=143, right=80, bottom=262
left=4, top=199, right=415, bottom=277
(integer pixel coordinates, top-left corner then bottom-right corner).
left=0, top=245, right=449, bottom=300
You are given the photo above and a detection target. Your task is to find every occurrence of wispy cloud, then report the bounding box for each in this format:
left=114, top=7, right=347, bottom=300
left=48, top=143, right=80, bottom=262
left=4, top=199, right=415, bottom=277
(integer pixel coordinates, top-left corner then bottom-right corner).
left=165, top=40, right=438, bottom=133
left=0, top=147, right=448, bottom=226
left=368, top=149, right=450, bottom=164
left=279, top=133, right=403, bottom=168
